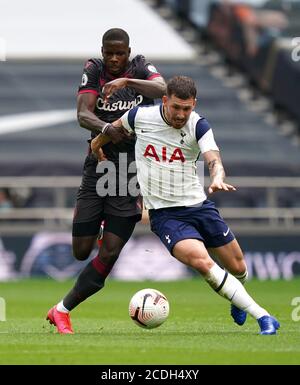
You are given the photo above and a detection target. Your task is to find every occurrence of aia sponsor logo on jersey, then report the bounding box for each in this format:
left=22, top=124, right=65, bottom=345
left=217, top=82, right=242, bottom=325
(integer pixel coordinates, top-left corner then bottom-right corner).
left=143, top=144, right=185, bottom=163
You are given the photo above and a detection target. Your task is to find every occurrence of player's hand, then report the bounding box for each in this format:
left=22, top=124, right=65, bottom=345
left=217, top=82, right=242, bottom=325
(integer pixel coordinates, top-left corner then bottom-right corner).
left=208, top=180, right=236, bottom=194
left=97, top=148, right=107, bottom=162
left=102, top=78, right=128, bottom=102
left=104, top=124, right=130, bottom=144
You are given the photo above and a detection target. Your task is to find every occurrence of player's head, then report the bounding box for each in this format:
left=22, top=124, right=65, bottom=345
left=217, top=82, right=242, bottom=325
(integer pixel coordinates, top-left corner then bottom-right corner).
left=162, top=76, right=197, bottom=129
left=101, top=28, right=131, bottom=76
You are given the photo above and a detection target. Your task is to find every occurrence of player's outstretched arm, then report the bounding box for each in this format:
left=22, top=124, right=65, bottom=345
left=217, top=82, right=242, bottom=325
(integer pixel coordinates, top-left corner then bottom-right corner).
left=102, top=76, right=166, bottom=101
left=203, top=150, right=236, bottom=194
left=77, top=93, right=128, bottom=143
left=77, top=93, right=110, bottom=135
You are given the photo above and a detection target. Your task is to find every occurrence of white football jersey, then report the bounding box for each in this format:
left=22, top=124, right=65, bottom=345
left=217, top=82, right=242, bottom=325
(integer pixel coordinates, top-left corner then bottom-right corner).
left=121, top=104, right=219, bottom=209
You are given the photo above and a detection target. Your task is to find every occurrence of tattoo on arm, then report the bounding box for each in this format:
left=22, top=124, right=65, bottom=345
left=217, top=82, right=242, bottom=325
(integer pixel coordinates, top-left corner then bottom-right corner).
left=207, top=156, right=225, bottom=181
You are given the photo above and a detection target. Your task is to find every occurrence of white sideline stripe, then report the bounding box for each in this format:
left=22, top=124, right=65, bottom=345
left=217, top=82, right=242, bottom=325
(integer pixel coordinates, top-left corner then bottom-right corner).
left=0, top=109, right=76, bottom=135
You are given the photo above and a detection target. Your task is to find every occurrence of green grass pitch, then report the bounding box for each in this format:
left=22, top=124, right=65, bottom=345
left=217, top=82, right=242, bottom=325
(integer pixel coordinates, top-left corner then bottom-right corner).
left=0, top=278, right=299, bottom=365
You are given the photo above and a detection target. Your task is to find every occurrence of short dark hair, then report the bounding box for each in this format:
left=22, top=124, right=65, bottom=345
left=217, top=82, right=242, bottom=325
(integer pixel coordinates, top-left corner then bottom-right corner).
left=102, top=28, right=130, bottom=46
left=167, top=76, right=197, bottom=99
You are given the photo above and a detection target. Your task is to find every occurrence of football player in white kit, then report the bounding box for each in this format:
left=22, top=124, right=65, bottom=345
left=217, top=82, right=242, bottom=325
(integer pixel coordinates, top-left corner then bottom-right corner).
left=91, top=75, right=279, bottom=335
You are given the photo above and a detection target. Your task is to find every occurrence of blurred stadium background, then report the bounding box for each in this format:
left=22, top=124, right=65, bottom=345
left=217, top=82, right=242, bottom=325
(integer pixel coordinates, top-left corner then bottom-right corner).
left=0, top=0, right=300, bottom=282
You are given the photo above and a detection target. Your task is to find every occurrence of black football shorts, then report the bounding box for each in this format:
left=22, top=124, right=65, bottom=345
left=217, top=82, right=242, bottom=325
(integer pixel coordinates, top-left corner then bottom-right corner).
left=72, top=154, right=142, bottom=237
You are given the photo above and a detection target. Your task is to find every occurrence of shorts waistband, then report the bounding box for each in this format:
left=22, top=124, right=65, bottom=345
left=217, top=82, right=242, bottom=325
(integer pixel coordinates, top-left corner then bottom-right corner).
left=149, top=201, right=204, bottom=213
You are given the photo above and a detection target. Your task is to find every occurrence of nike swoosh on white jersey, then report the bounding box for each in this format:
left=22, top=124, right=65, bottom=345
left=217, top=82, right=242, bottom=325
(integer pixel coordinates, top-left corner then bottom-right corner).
left=223, top=228, right=230, bottom=236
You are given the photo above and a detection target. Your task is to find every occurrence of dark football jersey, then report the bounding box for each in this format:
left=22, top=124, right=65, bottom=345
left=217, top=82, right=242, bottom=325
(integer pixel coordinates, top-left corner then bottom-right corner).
left=78, top=55, right=162, bottom=163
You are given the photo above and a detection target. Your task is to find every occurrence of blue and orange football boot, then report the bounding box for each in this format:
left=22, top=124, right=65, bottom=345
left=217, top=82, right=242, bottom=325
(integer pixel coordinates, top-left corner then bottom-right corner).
left=231, top=304, right=247, bottom=326
left=257, top=315, right=280, bottom=335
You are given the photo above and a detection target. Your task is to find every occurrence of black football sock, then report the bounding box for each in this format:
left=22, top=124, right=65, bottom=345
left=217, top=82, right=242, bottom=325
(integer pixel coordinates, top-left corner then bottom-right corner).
left=63, top=258, right=112, bottom=311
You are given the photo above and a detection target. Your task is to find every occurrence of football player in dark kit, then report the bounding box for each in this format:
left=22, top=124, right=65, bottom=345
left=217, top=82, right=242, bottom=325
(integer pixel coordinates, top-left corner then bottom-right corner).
left=46, top=28, right=166, bottom=333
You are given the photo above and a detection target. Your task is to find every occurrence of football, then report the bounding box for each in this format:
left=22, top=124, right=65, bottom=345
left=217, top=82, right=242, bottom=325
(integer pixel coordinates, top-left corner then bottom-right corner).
left=129, top=288, right=169, bottom=329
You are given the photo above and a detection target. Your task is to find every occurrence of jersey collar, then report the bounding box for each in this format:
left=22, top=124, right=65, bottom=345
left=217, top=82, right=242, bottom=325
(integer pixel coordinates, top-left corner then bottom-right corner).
left=159, top=104, right=172, bottom=126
